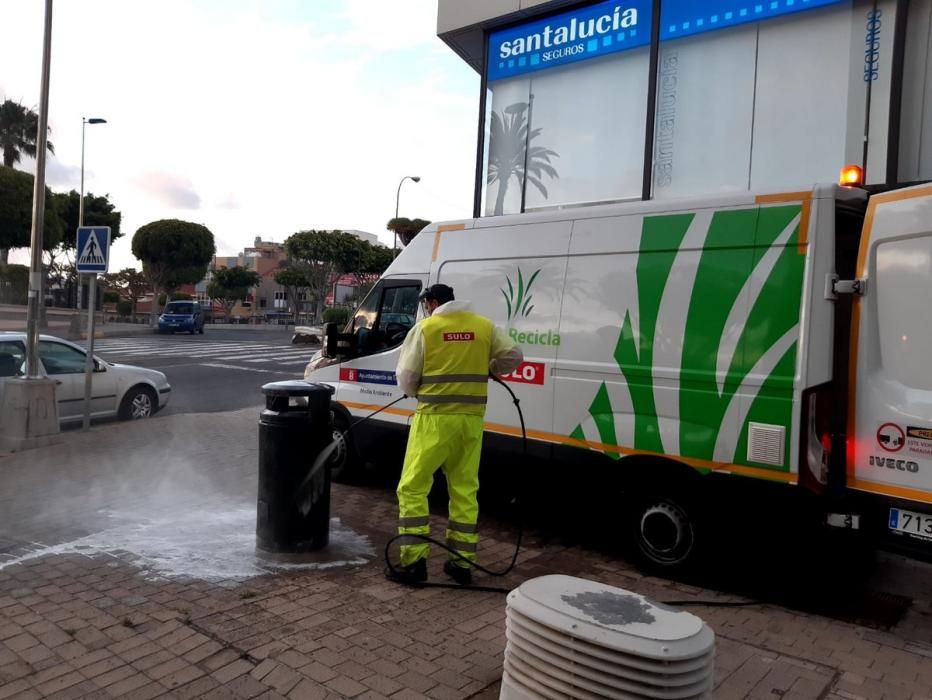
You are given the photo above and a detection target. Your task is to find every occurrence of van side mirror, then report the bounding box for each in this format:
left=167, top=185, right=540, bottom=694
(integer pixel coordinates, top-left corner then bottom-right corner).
left=323, top=323, right=358, bottom=359
left=324, top=323, right=339, bottom=358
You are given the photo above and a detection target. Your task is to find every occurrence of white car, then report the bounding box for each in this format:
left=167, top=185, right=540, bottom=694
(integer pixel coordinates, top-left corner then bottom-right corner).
left=0, top=332, right=171, bottom=422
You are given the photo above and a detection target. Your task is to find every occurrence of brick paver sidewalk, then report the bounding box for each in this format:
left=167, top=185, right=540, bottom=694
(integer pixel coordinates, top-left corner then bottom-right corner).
left=0, top=408, right=930, bottom=699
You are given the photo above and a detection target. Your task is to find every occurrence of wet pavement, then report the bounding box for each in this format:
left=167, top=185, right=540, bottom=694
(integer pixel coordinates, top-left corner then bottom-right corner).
left=0, top=406, right=930, bottom=698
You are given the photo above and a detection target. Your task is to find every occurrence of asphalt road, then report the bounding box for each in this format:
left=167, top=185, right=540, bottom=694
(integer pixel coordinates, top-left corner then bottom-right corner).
left=86, top=328, right=318, bottom=415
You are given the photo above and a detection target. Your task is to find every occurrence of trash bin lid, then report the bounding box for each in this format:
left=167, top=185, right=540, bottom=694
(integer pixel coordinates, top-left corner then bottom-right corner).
left=261, top=380, right=335, bottom=397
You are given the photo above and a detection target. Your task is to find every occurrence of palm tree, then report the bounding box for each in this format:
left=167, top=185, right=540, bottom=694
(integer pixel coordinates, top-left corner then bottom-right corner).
left=0, top=100, right=55, bottom=265
left=0, top=99, right=54, bottom=168
left=487, top=101, right=559, bottom=216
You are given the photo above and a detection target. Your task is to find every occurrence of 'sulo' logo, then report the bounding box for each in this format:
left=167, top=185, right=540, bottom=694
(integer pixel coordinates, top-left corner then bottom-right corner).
left=444, top=332, right=475, bottom=342
left=502, top=267, right=541, bottom=321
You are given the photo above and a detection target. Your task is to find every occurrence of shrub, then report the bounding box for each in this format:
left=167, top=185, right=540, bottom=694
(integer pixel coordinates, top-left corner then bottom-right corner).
left=323, top=307, right=350, bottom=327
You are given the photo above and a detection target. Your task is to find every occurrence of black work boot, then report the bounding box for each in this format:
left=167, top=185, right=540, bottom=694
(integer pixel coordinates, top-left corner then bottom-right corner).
left=443, top=560, right=472, bottom=586
left=385, top=559, right=428, bottom=585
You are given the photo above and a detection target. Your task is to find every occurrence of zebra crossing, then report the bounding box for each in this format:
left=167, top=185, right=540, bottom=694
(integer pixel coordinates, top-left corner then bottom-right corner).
left=90, top=337, right=316, bottom=371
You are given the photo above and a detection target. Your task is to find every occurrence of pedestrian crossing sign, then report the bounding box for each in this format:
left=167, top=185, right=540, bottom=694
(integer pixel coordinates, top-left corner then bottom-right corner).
left=76, top=226, right=111, bottom=273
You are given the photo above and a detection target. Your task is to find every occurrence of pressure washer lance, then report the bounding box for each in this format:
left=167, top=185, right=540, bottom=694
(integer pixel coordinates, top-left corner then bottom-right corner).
left=296, top=379, right=762, bottom=604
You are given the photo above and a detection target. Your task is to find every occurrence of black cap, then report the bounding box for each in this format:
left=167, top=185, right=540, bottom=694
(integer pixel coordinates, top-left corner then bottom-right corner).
left=419, top=284, right=455, bottom=305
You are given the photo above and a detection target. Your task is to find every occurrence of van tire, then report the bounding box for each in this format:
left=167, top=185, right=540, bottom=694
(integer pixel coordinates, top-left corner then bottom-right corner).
left=329, top=410, right=361, bottom=483
left=628, top=485, right=704, bottom=574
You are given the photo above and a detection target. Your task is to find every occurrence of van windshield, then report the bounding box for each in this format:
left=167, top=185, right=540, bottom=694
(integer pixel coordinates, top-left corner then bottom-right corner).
left=166, top=303, right=195, bottom=314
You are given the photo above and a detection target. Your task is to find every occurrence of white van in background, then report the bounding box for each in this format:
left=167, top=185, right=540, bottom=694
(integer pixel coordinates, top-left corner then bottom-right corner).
left=304, top=183, right=932, bottom=569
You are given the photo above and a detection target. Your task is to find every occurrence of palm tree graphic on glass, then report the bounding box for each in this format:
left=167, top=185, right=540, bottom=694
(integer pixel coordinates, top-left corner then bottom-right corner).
left=488, top=102, right=559, bottom=216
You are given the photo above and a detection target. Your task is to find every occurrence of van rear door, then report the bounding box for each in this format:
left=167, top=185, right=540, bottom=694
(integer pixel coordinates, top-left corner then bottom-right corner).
left=850, top=184, right=932, bottom=540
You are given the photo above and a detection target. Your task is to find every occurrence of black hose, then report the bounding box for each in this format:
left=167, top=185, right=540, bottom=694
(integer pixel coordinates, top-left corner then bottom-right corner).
left=347, top=395, right=409, bottom=430
left=340, top=381, right=765, bottom=605
left=381, top=374, right=527, bottom=593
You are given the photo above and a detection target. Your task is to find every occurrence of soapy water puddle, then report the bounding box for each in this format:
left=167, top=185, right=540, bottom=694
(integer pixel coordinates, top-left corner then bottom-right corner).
left=0, top=505, right=374, bottom=584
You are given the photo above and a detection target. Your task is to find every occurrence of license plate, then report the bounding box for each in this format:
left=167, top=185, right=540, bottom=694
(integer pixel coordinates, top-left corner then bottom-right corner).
left=889, top=508, right=932, bottom=541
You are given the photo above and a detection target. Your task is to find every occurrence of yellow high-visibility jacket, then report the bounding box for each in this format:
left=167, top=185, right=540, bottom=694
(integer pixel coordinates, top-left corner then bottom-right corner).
left=396, top=301, right=522, bottom=415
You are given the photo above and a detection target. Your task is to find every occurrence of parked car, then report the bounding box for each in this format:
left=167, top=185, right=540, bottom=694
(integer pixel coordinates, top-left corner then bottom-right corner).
left=0, top=332, right=171, bottom=422
left=158, top=301, right=205, bottom=334
left=292, top=326, right=322, bottom=345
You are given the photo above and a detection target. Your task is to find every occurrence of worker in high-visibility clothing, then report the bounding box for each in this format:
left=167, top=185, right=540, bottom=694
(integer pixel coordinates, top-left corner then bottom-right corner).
left=389, top=284, right=523, bottom=585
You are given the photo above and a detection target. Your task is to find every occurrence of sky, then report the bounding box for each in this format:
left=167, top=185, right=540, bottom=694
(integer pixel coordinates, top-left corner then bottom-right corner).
left=1, top=0, right=480, bottom=271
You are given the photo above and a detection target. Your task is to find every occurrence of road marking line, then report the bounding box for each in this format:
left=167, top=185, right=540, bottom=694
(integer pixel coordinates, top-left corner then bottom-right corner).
left=240, top=353, right=313, bottom=363
left=221, top=352, right=310, bottom=361
left=201, top=363, right=294, bottom=374
left=105, top=344, right=284, bottom=357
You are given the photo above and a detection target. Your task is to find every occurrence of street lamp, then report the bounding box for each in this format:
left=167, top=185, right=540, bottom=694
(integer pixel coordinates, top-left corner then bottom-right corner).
left=394, top=175, right=420, bottom=251
left=77, top=116, right=106, bottom=311
left=80, top=117, right=107, bottom=228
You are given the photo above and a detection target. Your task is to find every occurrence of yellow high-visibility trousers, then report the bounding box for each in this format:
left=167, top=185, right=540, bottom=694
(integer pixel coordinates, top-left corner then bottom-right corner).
left=396, top=413, right=484, bottom=567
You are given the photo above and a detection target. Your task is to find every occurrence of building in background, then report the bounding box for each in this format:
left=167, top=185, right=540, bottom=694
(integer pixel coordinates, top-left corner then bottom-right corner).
left=206, top=231, right=381, bottom=322
left=208, top=237, right=289, bottom=321
left=344, top=229, right=380, bottom=246
left=438, top=0, right=931, bottom=217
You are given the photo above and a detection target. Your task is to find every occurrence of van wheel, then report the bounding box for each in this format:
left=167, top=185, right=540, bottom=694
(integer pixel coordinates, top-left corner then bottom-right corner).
left=329, top=411, right=361, bottom=483
left=629, top=487, right=702, bottom=573
left=198, top=327, right=205, bottom=335
left=119, top=386, right=157, bottom=420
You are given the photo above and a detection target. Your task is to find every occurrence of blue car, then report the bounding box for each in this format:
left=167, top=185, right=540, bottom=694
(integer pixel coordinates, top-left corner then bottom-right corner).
left=158, top=301, right=205, bottom=334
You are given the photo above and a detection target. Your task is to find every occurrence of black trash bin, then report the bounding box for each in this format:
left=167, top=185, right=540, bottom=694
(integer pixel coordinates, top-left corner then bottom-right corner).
left=256, top=380, right=334, bottom=553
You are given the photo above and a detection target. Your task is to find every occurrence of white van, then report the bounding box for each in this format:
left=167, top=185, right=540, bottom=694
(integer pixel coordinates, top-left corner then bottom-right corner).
left=304, top=183, right=932, bottom=568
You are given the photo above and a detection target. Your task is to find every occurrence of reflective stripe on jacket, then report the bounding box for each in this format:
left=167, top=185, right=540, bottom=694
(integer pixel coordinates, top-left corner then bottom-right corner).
left=416, top=311, right=493, bottom=416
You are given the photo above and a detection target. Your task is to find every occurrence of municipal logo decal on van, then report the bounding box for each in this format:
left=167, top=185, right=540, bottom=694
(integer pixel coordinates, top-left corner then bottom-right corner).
left=444, top=332, right=475, bottom=342
left=339, top=368, right=396, bottom=386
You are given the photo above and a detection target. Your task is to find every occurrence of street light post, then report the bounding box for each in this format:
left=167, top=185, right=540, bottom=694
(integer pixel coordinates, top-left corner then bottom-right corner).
left=23, top=0, right=55, bottom=378
left=77, top=117, right=106, bottom=312
left=1, top=0, right=61, bottom=452
left=394, top=175, right=421, bottom=251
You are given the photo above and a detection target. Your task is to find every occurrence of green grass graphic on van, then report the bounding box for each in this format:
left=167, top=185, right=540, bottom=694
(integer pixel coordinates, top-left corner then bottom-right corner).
left=571, top=205, right=805, bottom=473
left=501, top=267, right=541, bottom=321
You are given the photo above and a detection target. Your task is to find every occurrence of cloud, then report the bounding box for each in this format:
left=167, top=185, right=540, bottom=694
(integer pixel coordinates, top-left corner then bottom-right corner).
left=217, top=193, right=240, bottom=209
left=337, top=0, right=439, bottom=53
left=44, top=159, right=83, bottom=189
left=132, top=172, right=201, bottom=210
left=12, top=155, right=82, bottom=190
